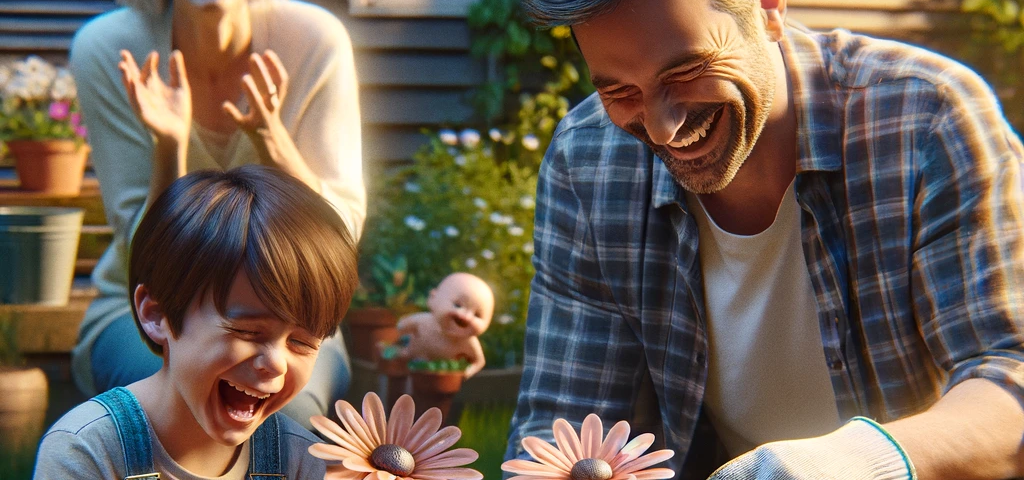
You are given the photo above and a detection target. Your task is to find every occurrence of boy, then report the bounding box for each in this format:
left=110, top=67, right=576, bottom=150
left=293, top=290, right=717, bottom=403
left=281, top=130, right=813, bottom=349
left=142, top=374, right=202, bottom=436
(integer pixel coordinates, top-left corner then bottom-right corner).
left=34, top=165, right=359, bottom=479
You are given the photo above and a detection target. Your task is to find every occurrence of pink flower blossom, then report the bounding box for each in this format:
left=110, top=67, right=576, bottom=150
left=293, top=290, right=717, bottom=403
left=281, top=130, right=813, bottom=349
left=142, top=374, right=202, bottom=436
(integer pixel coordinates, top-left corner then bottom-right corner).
left=74, top=125, right=88, bottom=139
left=70, top=112, right=81, bottom=127
left=502, top=414, right=675, bottom=480
left=309, top=392, right=483, bottom=480
left=48, top=101, right=69, bottom=121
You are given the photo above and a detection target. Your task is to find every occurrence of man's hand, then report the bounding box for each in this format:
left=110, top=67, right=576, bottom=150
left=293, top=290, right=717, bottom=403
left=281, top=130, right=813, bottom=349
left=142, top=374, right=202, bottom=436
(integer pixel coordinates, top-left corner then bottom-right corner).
left=708, top=418, right=915, bottom=480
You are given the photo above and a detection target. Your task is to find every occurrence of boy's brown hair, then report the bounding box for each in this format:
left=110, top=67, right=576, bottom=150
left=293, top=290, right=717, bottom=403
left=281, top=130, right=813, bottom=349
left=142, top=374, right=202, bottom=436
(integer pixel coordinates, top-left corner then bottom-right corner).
left=128, top=165, right=359, bottom=354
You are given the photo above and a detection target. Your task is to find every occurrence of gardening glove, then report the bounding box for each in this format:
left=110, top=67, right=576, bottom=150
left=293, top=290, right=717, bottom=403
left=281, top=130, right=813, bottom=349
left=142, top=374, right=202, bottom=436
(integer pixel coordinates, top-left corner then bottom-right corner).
left=708, top=417, right=917, bottom=480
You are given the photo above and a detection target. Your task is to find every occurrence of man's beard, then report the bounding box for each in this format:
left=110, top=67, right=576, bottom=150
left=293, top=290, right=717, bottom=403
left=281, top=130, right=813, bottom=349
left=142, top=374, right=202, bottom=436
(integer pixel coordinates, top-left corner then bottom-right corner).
left=623, top=43, right=776, bottom=194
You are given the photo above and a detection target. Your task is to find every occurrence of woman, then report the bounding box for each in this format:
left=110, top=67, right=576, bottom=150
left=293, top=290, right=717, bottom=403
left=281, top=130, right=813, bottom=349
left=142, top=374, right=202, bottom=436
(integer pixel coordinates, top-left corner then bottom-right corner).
left=69, top=0, right=365, bottom=428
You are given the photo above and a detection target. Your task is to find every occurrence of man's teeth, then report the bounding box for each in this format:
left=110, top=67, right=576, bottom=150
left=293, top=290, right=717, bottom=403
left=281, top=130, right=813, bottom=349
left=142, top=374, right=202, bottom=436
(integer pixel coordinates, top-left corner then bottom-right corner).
left=669, top=114, right=715, bottom=148
left=226, top=380, right=271, bottom=399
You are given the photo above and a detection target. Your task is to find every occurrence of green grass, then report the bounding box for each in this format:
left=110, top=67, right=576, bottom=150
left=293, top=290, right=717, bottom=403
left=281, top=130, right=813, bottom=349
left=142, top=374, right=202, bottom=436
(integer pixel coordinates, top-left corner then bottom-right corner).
left=456, top=402, right=516, bottom=480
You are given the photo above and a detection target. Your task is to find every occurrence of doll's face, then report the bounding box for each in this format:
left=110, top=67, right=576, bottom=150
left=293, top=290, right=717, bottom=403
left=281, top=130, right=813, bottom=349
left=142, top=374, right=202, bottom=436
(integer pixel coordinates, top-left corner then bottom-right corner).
left=427, top=273, right=494, bottom=338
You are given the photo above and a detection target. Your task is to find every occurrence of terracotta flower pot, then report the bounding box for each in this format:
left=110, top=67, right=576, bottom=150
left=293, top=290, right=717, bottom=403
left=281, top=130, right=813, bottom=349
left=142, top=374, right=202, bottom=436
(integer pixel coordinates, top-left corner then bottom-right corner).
left=0, top=366, right=49, bottom=455
left=410, top=370, right=465, bottom=422
left=344, top=307, right=399, bottom=362
left=8, top=139, right=90, bottom=196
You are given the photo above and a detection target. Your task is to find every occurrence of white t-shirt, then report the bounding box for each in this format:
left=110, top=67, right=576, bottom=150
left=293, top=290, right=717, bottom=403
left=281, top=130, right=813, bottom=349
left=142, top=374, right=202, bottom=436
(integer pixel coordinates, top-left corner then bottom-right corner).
left=688, top=183, right=840, bottom=457
left=33, top=400, right=326, bottom=479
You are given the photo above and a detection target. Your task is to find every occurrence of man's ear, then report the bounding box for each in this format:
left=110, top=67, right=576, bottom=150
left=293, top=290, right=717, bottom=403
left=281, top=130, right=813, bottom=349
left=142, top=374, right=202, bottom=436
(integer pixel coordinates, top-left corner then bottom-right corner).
left=761, top=0, right=787, bottom=42
left=134, top=284, right=171, bottom=347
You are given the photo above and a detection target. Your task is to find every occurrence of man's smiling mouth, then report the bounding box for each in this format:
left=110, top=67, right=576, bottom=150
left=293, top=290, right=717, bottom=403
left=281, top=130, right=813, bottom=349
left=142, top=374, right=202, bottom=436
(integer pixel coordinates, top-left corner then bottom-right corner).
left=669, top=106, right=724, bottom=149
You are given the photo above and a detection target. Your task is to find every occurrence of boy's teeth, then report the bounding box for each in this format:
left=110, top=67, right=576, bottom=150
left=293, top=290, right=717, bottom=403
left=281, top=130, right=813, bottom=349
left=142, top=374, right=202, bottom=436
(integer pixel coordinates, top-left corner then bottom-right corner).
left=226, top=380, right=271, bottom=399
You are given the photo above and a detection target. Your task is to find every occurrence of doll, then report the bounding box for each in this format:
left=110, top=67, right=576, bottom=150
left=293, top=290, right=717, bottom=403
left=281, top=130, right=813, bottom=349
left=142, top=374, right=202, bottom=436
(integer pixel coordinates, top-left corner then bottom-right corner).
left=394, top=272, right=494, bottom=378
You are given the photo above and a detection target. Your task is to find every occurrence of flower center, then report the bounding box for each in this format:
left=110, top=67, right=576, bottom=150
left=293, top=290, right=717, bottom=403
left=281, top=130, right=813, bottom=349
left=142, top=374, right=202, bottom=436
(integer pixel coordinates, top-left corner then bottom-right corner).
left=570, top=458, right=613, bottom=480
left=370, top=444, right=415, bottom=477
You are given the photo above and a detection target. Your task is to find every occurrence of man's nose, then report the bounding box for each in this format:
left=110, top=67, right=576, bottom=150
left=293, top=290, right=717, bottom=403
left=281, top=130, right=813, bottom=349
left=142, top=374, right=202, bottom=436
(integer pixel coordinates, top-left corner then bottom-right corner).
left=645, top=100, right=688, bottom=145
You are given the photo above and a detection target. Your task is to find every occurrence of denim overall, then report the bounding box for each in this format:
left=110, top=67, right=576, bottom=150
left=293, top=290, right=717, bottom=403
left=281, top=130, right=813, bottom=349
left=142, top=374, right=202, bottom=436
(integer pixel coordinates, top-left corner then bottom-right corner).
left=93, top=387, right=285, bottom=479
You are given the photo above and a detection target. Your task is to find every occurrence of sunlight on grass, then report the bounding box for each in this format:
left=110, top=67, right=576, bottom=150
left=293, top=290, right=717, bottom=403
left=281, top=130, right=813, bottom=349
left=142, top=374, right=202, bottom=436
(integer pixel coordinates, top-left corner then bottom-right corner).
left=456, top=402, right=516, bottom=480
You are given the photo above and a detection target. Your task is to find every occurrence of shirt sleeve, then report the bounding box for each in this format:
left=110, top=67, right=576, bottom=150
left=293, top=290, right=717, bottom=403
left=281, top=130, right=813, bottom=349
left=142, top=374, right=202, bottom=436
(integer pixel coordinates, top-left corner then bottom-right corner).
left=503, top=124, right=650, bottom=466
left=911, top=66, right=1024, bottom=402
left=69, top=10, right=158, bottom=282
left=283, top=8, right=366, bottom=240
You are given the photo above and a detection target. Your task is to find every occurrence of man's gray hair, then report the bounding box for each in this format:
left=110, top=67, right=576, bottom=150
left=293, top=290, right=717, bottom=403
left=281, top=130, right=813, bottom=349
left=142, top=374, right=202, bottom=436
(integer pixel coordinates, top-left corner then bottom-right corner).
left=522, top=0, right=759, bottom=37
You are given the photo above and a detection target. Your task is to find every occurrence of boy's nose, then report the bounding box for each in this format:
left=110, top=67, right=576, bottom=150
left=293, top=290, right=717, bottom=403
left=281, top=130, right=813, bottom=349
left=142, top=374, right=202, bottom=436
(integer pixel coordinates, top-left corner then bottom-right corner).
left=646, top=100, right=688, bottom=146
left=254, top=343, right=288, bottom=378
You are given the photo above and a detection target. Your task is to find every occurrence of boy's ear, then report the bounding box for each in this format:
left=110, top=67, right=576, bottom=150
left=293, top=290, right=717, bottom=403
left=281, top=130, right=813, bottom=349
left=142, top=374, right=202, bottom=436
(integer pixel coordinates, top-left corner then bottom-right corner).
left=134, top=284, right=171, bottom=347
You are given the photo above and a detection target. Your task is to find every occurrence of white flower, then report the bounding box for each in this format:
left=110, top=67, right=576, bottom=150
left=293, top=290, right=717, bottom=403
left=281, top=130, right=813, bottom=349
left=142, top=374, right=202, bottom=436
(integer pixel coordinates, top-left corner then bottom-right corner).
left=459, top=129, right=481, bottom=148
left=522, top=242, right=535, bottom=254
left=497, top=314, right=515, bottom=326
left=50, top=68, right=76, bottom=101
left=454, top=155, right=467, bottom=166
left=522, top=134, right=540, bottom=151
left=519, top=195, right=536, bottom=209
left=466, top=258, right=478, bottom=269
left=488, top=128, right=503, bottom=142
left=404, top=182, right=421, bottom=193
left=489, top=212, right=514, bottom=225
left=404, top=215, right=426, bottom=231
left=15, top=56, right=56, bottom=83
left=438, top=129, right=458, bottom=146
left=474, top=198, right=488, bottom=210
left=0, top=65, right=12, bottom=89
left=481, top=249, right=495, bottom=260
left=508, top=226, right=525, bottom=237
left=445, top=226, right=459, bottom=237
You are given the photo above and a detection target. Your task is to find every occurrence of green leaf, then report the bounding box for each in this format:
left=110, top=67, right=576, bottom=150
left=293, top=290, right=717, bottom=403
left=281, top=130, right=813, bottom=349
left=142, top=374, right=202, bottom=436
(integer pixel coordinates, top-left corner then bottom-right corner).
left=962, top=0, right=990, bottom=12
left=506, top=23, right=532, bottom=56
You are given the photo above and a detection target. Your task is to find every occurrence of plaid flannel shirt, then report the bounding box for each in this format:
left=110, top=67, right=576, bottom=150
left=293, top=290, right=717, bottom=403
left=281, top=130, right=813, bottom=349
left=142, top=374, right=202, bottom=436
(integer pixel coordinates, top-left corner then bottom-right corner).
left=505, top=25, right=1024, bottom=478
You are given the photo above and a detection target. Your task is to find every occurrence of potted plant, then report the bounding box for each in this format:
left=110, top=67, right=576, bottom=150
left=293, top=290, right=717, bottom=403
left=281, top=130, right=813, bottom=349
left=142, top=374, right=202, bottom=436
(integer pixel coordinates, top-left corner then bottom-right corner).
left=0, top=310, right=49, bottom=474
left=407, top=358, right=470, bottom=422
left=344, top=254, right=420, bottom=362
left=0, top=55, right=90, bottom=196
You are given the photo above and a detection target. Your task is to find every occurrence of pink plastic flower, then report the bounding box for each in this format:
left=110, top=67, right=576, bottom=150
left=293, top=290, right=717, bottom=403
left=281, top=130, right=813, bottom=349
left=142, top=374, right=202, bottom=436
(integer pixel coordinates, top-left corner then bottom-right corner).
left=48, top=101, right=69, bottom=120
left=309, top=392, right=483, bottom=480
left=73, top=125, right=87, bottom=139
left=502, top=414, right=675, bottom=480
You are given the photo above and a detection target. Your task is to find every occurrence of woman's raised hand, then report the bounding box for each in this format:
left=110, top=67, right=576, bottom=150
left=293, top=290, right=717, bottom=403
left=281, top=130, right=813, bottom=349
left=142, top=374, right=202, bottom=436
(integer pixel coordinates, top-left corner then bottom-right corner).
left=223, top=50, right=289, bottom=135
left=118, top=50, right=192, bottom=147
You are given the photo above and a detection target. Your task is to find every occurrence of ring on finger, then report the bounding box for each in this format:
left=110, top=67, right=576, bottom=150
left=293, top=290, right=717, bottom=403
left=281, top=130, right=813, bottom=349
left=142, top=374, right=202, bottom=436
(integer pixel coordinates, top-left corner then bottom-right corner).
left=269, top=93, right=281, bottom=109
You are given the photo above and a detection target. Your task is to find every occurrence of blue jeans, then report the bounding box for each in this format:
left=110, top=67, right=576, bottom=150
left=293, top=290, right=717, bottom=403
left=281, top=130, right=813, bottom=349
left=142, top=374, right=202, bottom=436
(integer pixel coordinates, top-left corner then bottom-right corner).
left=91, top=311, right=351, bottom=429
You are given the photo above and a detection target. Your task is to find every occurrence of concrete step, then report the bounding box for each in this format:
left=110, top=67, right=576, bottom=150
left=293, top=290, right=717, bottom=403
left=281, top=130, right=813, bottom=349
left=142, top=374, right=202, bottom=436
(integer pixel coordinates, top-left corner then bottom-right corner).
left=1, top=278, right=96, bottom=355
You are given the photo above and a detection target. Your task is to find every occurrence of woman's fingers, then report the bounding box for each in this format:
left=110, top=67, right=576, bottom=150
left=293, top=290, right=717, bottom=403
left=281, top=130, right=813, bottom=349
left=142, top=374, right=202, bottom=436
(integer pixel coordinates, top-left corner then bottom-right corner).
left=168, top=50, right=189, bottom=91
left=262, top=49, right=288, bottom=97
left=222, top=100, right=247, bottom=125
left=140, top=51, right=159, bottom=86
left=248, top=53, right=274, bottom=99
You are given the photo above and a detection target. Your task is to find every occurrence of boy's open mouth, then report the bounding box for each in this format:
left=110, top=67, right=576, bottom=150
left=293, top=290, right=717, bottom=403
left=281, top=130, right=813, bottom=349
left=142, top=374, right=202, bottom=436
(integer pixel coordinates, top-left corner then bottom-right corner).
left=219, top=379, right=270, bottom=422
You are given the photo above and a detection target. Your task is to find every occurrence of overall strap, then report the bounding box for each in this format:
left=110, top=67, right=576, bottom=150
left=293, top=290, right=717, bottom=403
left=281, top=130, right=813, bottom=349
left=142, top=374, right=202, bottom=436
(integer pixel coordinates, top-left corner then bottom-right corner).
left=93, top=387, right=161, bottom=480
left=248, top=413, right=285, bottom=479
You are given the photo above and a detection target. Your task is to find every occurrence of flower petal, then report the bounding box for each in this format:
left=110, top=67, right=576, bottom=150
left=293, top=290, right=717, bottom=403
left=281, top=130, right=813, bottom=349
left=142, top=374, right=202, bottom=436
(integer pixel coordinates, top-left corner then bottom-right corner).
left=609, top=433, right=654, bottom=470
left=522, top=437, right=572, bottom=472
left=325, top=467, right=367, bottom=480
left=410, top=467, right=484, bottom=480
left=343, top=455, right=377, bottom=473
left=631, top=468, right=676, bottom=479
left=375, top=471, right=397, bottom=480
left=337, top=400, right=380, bottom=453
left=311, top=415, right=371, bottom=457
left=502, top=459, right=566, bottom=475
left=507, top=476, right=570, bottom=480
left=552, top=419, right=583, bottom=464
left=412, top=425, right=462, bottom=460
left=596, top=420, right=631, bottom=461
left=387, top=395, right=416, bottom=445
left=617, top=449, right=674, bottom=475
left=580, top=414, right=603, bottom=459
left=404, top=407, right=443, bottom=453
left=415, top=448, right=478, bottom=470
left=362, top=392, right=388, bottom=446
left=309, top=443, right=358, bottom=461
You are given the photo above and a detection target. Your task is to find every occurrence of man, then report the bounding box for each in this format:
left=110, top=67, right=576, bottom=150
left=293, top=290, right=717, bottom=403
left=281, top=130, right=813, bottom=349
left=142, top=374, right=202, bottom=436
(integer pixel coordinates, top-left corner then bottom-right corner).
left=504, top=0, right=1024, bottom=478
